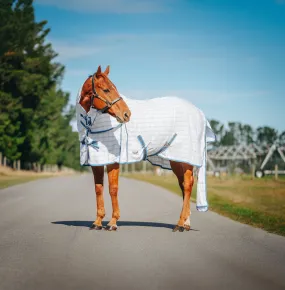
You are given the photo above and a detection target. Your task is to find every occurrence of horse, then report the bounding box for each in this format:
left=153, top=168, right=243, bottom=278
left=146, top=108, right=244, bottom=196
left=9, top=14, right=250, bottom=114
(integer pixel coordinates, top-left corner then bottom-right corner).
left=77, top=65, right=215, bottom=232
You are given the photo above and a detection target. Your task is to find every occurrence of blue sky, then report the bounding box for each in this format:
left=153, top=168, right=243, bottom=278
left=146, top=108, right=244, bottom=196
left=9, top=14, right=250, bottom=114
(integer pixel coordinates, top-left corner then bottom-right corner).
left=34, top=0, right=285, bottom=132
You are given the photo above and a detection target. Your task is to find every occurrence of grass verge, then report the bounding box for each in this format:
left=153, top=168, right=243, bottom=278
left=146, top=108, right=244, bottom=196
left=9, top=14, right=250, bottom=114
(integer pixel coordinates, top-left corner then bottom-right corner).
left=0, top=166, right=77, bottom=190
left=123, top=173, right=285, bottom=236
left=0, top=175, right=52, bottom=189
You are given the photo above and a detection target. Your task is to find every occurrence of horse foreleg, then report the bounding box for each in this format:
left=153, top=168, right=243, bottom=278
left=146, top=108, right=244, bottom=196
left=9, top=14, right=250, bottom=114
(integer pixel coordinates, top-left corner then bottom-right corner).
left=90, top=166, right=105, bottom=230
left=106, top=163, right=120, bottom=231
left=171, top=161, right=194, bottom=232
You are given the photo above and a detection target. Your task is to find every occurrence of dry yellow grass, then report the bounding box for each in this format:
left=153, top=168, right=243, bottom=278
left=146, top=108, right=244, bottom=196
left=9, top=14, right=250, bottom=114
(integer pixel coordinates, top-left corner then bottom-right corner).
left=0, top=166, right=77, bottom=189
left=207, top=175, right=285, bottom=218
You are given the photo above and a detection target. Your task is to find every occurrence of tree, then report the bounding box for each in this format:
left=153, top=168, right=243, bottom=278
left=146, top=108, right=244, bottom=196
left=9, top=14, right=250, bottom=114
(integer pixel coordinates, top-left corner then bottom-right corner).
left=241, top=124, right=254, bottom=145
left=0, top=0, right=81, bottom=170
left=256, top=126, right=278, bottom=146
left=209, top=119, right=224, bottom=146
left=278, top=131, right=285, bottom=144
left=220, top=122, right=239, bottom=146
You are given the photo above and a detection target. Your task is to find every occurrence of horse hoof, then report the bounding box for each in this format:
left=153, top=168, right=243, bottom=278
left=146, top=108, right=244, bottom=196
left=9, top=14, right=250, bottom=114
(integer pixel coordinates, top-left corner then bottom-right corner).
left=90, top=224, right=102, bottom=230
left=184, top=225, right=191, bottom=231
left=173, top=225, right=184, bottom=232
left=105, top=225, right=118, bottom=231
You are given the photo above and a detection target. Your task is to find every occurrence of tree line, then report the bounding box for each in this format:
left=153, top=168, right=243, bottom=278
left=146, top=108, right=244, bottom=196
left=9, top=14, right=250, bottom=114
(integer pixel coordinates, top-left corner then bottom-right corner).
left=0, top=0, right=82, bottom=171
left=209, top=120, right=285, bottom=147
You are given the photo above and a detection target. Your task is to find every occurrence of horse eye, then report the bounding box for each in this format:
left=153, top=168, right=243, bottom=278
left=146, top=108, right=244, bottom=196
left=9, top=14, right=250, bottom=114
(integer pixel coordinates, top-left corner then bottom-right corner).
left=103, top=89, right=110, bottom=93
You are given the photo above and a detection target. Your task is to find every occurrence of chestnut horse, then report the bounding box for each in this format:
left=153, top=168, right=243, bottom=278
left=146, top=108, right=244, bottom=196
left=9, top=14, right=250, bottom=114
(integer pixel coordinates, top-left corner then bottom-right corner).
left=79, top=65, right=197, bottom=232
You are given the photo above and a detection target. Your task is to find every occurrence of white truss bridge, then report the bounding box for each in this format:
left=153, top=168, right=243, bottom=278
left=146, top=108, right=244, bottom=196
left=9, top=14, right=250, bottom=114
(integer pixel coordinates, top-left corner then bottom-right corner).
left=208, top=144, right=268, bottom=160
left=207, top=142, right=285, bottom=178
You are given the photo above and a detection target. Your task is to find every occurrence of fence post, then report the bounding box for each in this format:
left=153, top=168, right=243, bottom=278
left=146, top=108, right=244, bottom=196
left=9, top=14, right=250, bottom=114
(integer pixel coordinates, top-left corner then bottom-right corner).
left=0, top=152, right=2, bottom=166
left=251, top=164, right=256, bottom=180
left=275, top=164, right=278, bottom=181
left=124, top=163, right=128, bottom=174
left=17, top=160, right=21, bottom=170
left=142, top=161, right=146, bottom=173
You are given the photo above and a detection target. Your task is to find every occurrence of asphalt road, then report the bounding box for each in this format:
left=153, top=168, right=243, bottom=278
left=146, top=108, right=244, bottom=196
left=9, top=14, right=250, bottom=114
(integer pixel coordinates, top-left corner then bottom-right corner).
left=0, top=174, right=285, bottom=290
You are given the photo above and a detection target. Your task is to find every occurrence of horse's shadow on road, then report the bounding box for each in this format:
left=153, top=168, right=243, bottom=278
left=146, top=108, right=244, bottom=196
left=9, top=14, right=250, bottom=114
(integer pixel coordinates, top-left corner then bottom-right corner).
left=51, top=220, right=199, bottom=231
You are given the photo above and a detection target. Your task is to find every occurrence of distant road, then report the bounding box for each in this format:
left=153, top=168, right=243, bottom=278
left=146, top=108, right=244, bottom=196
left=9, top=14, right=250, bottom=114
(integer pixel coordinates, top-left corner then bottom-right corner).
left=0, top=174, right=285, bottom=290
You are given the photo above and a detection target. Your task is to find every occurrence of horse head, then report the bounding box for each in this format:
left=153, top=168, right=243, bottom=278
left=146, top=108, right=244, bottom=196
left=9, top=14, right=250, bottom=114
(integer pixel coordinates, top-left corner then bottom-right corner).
left=80, top=65, right=131, bottom=123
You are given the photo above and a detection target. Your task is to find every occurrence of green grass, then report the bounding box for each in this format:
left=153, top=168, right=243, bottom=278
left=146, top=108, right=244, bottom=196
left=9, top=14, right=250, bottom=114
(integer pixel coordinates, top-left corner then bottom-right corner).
left=208, top=194, right=285, bottom=236
left=123, top=173, right=285, bottom=236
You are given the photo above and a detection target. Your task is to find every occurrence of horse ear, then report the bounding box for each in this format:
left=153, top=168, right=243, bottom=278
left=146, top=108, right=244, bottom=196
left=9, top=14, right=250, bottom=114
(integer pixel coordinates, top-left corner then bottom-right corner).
left=104, top=65, right=110, bottom=76
left=95, top=65, right=102, bottom=78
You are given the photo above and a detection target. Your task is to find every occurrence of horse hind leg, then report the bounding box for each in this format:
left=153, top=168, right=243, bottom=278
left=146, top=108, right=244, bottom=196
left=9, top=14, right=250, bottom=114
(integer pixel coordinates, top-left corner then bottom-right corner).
left=170, top=161, right=194, bottom=232
left=106, top=163, right=120, bottom=231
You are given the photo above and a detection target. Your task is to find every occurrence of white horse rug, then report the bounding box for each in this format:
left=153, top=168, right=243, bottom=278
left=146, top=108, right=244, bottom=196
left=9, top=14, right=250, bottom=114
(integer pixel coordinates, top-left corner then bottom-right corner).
left=76, top=89, right=216, bottom=212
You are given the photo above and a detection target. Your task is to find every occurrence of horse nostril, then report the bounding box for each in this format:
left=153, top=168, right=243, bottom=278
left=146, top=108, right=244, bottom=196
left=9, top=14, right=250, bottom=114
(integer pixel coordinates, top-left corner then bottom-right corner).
left=124, top=112, right=129, bottom=119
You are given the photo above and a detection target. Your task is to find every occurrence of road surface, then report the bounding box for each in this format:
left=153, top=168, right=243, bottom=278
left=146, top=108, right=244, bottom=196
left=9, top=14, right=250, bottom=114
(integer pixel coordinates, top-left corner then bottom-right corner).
left=0, top=174, right=284, bottom=290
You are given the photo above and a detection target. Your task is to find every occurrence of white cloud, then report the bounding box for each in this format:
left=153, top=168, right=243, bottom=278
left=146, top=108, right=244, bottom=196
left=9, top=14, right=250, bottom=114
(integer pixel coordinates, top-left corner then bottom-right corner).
left=35, top=0, right=173, bottom=13
left=49, top=32, right=258, bottom=64
left=49, top=34, right=139, bottom=61
left=52, top=40, right=102, bottom=61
